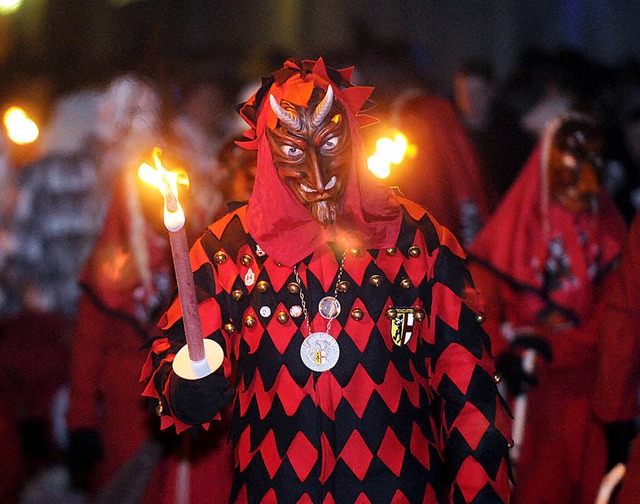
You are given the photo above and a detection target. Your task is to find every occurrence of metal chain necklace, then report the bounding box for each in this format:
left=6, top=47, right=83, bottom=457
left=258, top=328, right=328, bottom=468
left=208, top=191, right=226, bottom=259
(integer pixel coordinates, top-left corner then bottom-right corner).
left=293, top=249, right=347, bottom=372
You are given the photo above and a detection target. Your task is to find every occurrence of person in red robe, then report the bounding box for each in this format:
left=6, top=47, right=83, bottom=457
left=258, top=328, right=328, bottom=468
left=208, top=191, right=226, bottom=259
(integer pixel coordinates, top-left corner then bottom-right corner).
left=468, top=113, right=628, bottom=503
left=592, top=210, right=640, bottom=504
left=390, top=91, right=494, bottom=247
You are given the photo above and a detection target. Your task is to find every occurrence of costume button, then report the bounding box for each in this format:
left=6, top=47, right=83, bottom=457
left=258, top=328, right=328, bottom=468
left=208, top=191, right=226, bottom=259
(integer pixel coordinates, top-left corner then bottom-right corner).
left=349, top=248, right=361, bottom=258
left=385, top=248, right=397, bottom=256
left=369, top=275, right=383, bottom=287
left=385, top=308, right=397, bottom=320
left=476, top=312, right=486, bottom=324
left=508, top=440, right=514, bottom=449
left=214, top=251, right=228, bottom=264
left=408, top=246, right=421, bottom=258
left=256, top=281, right=270, bottom=293
left=350, top=308, right=364, bottom=321
left=276, top=311, right=289, bottom=324
left=231, top=289, right=244, bottom=300
left=287, top=282, right=300, bottom=294
left=224, top=323, right=236, bottom=334
left=155, top=403, right=163, bottom=416
left=243, top=315, right=257, bottom=328
left=494, top=372, right=502, bottom=384
left=337, top=280, right=350, bottom=293
left=414, top=308, right=425, bottom=322
left=241, top=254, right=253, bottom=266
left=400, top=278, right=412, bottom=289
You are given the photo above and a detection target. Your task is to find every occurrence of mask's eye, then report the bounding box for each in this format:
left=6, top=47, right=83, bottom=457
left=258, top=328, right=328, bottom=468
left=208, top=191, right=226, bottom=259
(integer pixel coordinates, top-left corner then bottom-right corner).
left=281, top=145, right=302, bottom=158
left=322, top=137, right=339, bottom=151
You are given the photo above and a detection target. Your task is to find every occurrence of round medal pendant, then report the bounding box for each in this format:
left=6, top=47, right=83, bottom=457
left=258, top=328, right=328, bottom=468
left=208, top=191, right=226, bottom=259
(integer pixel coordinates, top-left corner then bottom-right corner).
left=318, top=296, right=341, bottom=320
left=300, top=332, right=340, bottom=372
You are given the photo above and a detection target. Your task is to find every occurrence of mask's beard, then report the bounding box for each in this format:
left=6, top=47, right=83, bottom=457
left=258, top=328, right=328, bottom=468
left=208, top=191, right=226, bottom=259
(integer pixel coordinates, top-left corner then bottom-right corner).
left=309, top=200, right=338, bottom=227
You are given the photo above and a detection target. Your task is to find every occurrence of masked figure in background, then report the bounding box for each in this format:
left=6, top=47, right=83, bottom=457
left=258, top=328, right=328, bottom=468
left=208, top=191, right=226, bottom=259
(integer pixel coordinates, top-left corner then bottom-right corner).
left=468, top=114, right=628, bottom=503
left=592, top=210, right=640, bottom=504
left=390, top=92, right=493, bottom=248
left=143, top=58, right=511, bottom=503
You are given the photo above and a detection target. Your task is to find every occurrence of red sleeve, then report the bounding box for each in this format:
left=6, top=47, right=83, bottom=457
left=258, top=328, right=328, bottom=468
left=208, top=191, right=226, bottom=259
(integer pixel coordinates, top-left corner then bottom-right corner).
left=593, top=214, right=640, bottom=422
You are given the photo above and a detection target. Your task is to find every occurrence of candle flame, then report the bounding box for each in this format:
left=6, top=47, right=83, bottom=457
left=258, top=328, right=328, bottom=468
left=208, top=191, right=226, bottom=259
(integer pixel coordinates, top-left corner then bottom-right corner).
left=138, top=147, right=189, bottom=231
left=4, top=106, right=39, bottom=145
left=367, top=132, right=414, bottom=179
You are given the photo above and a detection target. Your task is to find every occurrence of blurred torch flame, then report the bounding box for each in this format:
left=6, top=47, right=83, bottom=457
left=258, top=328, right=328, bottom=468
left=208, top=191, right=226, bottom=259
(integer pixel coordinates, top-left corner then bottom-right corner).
left=367, top=132, right=415, bottom=179
left=138, top=147, right=189, bottom=232
left=4, top=106, right=39, bottom=145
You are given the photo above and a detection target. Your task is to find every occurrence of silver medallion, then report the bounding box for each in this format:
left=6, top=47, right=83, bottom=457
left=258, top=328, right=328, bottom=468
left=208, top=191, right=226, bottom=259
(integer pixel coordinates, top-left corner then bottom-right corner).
left=300, top=332, right=340, bottom=372
left=318, top=296, right=341, bottom=320
left=290, top=305, right=303, bottom=318
left=259, top=306, right=272, bottom=317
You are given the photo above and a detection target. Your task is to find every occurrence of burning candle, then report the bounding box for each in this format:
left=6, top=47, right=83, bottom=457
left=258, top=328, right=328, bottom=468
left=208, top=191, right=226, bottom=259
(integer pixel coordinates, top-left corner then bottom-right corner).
left=139, top=148, right=222, bottom=379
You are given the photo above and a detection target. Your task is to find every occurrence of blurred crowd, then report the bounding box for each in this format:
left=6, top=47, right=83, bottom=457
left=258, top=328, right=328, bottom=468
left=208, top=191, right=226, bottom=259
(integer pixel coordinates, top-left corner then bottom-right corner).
left=1, top=42, right=640, bottom=504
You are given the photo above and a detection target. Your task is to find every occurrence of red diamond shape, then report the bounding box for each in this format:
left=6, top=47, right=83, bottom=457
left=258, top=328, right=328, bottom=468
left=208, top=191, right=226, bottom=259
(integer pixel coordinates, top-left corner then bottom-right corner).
left=287, top=431, right=318, bottom=482
left=377, top=427, right=405, bottom=476
left=273, top=367, right=309, bottom=416
left=451, top=402, right=490, bottom=450
left=455, top=456, right=488, bottom=502
left=342, top=364, right=375, bottom=418
left=342, top=250, right=372, bottom=286
left=241, top=307, right=264, bottom=354
left=374, top=250, right=404, bottom=282
left=410, top=422, right=430, bottom=469
left=433, top=344, right=475, bottom=395
left=259, top=488, right=277, bottom=503
left=339, top=430, right=373, bottom=480
left=261, top=257, right=294, bottom=292
left=266, top=302, right=298, bottom=354
left=374, top=297, right=394, bottom=352
left=403, top=231, right=430, bottom=287
left=307, top=244, right=339, bottom=292
left=343, top=299, right=374, bottom=352
left=258, top=430, right=282, bottom=478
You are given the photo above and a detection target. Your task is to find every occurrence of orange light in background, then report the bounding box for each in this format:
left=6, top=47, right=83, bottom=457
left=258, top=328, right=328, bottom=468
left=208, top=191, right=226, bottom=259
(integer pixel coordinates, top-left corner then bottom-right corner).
left=0, top=0, right=21, bottom=15
left=4, top=106, right=39, bottom=144
left=367, top=132, right=415, bottom=179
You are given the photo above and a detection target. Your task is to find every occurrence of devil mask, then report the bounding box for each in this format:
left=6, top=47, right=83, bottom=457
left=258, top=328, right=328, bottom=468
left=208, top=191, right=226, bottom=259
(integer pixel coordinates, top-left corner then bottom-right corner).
left=266, top=85, right=351, bottom=226
left=547, top=117, right=603, bottom=213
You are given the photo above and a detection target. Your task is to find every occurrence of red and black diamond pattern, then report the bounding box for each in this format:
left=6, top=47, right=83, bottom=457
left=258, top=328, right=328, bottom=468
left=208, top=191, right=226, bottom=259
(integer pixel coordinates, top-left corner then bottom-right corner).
left=143, top=201, right=512, bottom=503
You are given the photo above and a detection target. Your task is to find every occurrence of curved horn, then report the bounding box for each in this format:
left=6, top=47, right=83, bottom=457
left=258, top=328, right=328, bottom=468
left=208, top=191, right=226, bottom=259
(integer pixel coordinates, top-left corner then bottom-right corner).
left=311, top=85, right=334, bottom=128
left=269, top=94, right=302, bottom=131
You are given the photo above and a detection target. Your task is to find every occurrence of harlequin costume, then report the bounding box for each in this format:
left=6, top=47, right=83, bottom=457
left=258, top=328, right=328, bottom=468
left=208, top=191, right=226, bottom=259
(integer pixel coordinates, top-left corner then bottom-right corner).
left=390, top=92, right=493, bottom=247
left=593, top=210, right=640, bottom=504
left=468, top=114, right=628, bottom=503
left=143, top=58, right=512, bottom=503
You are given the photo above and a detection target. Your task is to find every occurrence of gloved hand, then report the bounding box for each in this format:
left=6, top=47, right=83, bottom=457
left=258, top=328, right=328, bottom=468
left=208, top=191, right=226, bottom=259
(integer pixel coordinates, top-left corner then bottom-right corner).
left=169, top=371, right=234, bottom=425
left=67, top=428, right=104, bottom=490
left=496, top=334, right=553, bottom=397
left=605, top=421, right=638, bottom=471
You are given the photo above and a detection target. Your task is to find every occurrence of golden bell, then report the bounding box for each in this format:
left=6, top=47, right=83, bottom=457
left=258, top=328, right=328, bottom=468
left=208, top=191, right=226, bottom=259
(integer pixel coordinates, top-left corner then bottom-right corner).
left=385, top=247, right=397, bottom=256
left=415, top=308, right=425, bottom=322
left=400, top=278, right=412, bottom=289
left=493, top=372, right=502, bottom=384
left=223, top=322, right=236, bottom=334
left=385, top=308, right=397, bottom=320
left=350, top=308, right=364, bottom=321
left=369, top=275, right=383, bottom=287
left=256, top=281, right=270, bottom=293
left=243, top=315, right=257, bottom=328
left=287, top=282, right=300, bottom=294
left=276, top=311, right=289, bottom=324
left=231, top=289, right=244, bottom=301
left=349, top=248, right=361, bottom=258
left=476, top=312, right=486, bottom=324
left=214, top=251, right=228, bottom=264
left=337, top=280, right=350, bottom=293
left=408, top=246, right=421, bottom=258
left=241, top=254, right=253, bottom=266
left=155, top=403, right=163, bottom=417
